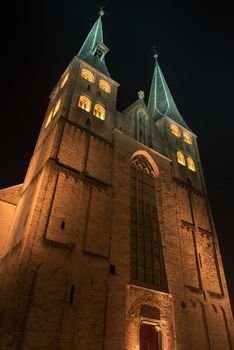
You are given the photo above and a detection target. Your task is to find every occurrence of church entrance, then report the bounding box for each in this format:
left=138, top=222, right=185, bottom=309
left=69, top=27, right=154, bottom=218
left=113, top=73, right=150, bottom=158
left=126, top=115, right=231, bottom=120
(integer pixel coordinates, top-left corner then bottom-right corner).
left=140, top=323, right=160, bottom=350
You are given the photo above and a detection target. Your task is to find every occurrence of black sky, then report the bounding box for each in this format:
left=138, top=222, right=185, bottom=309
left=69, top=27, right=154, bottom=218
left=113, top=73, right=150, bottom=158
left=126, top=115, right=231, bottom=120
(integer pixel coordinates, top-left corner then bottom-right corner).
left=1, top=1, right=234, bottom=312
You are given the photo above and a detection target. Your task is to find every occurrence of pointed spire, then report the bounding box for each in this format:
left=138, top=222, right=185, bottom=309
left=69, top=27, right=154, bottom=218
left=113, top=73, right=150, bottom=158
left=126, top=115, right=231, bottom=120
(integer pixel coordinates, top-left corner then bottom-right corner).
left=148, top=55, right=188, bottom=128
left=77, top=12, right=110, bottom=77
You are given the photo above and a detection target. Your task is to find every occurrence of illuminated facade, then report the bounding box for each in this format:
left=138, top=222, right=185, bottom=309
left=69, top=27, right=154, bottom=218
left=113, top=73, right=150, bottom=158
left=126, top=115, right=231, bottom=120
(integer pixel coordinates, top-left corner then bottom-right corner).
left=0, top=12, right=234, bottom=350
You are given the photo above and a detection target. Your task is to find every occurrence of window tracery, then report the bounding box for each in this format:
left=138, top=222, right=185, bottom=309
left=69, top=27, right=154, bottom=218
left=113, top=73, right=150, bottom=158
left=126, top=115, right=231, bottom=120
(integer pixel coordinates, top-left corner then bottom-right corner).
left=78, top=95, right=91, bottom=112
left=80, top=69, right=95, bottom=83
left=131, top=155, right=154, bottom=176
left=99, top=80, right=111, bottom=93
left=93, top=103, right=105, bottom=120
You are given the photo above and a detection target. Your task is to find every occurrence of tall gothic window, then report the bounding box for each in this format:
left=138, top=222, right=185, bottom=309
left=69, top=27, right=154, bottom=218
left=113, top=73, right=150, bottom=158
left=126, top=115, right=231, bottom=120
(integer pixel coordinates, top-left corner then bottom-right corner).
left=130, top=154, right=167, bottom=290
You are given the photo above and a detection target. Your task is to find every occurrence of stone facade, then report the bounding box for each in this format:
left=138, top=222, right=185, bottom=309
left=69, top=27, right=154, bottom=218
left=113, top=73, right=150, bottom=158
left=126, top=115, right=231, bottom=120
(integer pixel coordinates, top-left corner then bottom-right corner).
left=0, top=15, right=233, bottom=350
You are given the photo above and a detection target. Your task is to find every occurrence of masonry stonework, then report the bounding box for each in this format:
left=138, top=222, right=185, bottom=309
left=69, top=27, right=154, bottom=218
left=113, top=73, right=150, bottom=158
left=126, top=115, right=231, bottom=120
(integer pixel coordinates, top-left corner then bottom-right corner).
left=0, top=13, right=233, bottom=350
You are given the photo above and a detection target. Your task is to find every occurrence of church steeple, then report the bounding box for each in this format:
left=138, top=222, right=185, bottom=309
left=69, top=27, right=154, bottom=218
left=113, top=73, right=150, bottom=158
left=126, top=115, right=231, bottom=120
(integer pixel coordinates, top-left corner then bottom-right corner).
left=148, top=55, right=188, bottom=128
left=77, top=11, right=110, bottom=77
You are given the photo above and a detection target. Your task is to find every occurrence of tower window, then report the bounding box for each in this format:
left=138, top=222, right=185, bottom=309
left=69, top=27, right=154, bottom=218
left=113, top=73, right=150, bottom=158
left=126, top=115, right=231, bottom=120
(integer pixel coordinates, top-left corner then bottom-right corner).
left=171, top=124, right=181, bottom=137
left=80, top=69, right=94, bottom=83
left=45, top=110, right=53, bottom=128
left=183, top=131, right=192, bottom=144
left=187, top=157, right=196, bottom=172
left=60, top=72, right=69, bottom=88
left=93, top=103, right=105, bottom=120
left=53, top=98, right=61, bottom=117
left=177, top=151, right=186, bottom=166
left=78, top=95, right=91, bottom=112
left=99, top=80, right=111, bottom=93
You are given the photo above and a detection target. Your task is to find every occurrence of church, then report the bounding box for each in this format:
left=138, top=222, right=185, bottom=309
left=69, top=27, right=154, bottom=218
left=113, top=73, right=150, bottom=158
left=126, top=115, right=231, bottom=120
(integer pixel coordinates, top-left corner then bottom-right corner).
left=0, top=11, right=233, bottom=350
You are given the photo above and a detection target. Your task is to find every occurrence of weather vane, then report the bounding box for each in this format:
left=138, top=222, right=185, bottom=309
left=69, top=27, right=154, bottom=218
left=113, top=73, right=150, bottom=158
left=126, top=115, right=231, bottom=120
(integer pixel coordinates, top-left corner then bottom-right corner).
left=151, top=45, right=159, bottom=59
left=97, top=5, right=107, bottom=16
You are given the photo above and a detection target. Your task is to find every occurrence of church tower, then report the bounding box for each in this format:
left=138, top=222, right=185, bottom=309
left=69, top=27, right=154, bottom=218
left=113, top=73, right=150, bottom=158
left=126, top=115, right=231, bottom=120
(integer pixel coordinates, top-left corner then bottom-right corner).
left=0, top=12, right=233, bottom=350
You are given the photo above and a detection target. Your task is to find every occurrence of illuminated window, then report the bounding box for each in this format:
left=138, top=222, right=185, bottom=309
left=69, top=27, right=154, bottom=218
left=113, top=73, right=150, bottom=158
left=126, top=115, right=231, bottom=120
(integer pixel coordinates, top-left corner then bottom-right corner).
left=187, top=157, right=196, bottom=172
left=183, top=131, right=192, bottom=144
left=177, top=151, right=186, bottom=166
left=171, top=124, right=181, bottom=137
left=45, top=110, right=53, bottom=128
left=80, top=69, right=94, bottom=83
left=93, top=104, right=105, bottom=120
left=60, top=73, right=69, bottom=88
left=99, top=80, right=111, bottom=93
left=53, top=99, right=61, bottom=117
left=78, top=95, right=91, bottom=112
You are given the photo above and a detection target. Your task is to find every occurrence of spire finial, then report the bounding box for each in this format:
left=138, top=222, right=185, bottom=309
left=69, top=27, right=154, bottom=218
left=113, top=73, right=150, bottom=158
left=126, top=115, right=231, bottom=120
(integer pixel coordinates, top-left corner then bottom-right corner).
left=97, top=5, right=106, bottom=16
left=151, top=46, right=159, bottom=59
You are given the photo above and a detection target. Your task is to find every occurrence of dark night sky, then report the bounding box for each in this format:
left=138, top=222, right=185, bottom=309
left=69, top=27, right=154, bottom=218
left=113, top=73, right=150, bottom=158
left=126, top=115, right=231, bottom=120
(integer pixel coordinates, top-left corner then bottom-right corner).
left=1, top=1, right=234, bottom=313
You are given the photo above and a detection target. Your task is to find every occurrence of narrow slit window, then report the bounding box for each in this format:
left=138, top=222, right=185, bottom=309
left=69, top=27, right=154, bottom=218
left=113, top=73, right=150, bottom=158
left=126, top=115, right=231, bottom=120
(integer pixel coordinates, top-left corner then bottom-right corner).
left=45, top=110, right=53, bottom=128
left=60, top=72, right=69, bottom=88
left=53, top=98, right=61, bottom=117
left=78, top=95, right=91, bottom=112
left=93, top=103, right=105, bottom=120
left=69, top=285, right=75, bottom=304
left=61, top=221, right=65, bottom=229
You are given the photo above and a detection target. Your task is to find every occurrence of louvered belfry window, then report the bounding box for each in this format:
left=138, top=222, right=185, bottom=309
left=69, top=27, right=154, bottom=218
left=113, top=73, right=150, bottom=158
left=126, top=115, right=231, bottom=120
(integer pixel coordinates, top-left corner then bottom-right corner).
left=130, top=154, right=167, bottom=291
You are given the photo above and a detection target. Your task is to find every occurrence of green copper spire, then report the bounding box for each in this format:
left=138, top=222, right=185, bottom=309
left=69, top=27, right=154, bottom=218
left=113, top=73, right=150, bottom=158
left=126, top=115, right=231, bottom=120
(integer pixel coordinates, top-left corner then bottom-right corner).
left=77, top=11, right=110, bottom=77
left=148, top=55, right=188, bottom=128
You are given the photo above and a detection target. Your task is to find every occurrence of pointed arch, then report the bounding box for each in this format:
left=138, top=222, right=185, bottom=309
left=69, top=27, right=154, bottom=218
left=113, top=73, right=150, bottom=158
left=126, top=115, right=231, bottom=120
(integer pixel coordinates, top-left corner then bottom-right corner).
left=131, top=151, right=159, bottom=176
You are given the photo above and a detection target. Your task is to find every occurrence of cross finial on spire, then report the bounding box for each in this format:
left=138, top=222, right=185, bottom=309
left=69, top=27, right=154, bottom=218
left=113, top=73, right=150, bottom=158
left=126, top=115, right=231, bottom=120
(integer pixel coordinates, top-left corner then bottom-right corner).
left=97, top=5, right=106, bottom=16
left=151, top=46, right=159, bottom=59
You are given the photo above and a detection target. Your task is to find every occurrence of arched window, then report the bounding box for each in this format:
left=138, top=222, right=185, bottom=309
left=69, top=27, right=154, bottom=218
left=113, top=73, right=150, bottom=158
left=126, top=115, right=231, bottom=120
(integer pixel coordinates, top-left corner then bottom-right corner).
left=53, top=98, right=61, bottom=117
left=78, top=95, right=91, bottom=112
left=45, top=98, right=61, bottom=128
left=99, top=79, right=111, bottom=93
left=177, top=151, right=186, bottom=166
left=60, top=72, right=69, bottom=88
left=80, top=69, right=94, bottom=83
left=93, top=103, right=105, bottom=120
left=171, top=124, right=181, bottom=137
left=130, top=153, right=168, bottom=290
left=183, top=131, right=192, bottom=144
left=140, top=323, right=161, bottom=350
left=187, top=157, right=196, bottom=172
